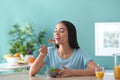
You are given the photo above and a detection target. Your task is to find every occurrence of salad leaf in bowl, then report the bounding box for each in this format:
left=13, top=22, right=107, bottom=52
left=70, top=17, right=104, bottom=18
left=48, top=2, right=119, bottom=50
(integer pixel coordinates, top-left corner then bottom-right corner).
left=46, top=67, right=61, bottom=78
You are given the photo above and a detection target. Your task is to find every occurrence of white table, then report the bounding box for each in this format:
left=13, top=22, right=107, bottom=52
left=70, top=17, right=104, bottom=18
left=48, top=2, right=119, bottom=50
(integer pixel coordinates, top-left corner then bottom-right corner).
left=0, top=71, right=116, bottom=80
left=0, top=63, right=30, bottom=72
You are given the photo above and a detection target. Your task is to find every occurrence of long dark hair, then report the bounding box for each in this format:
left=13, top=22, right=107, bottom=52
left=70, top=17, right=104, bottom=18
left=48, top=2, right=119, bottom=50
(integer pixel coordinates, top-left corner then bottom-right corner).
left=55, top=20, right=80, bottom=49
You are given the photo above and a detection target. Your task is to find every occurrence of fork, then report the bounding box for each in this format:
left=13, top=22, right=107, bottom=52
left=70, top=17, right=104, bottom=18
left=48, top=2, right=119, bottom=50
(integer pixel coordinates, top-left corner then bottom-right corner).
left=46, top=42, right=52, bottom=47
left=38, top=42, right=52, bottom=52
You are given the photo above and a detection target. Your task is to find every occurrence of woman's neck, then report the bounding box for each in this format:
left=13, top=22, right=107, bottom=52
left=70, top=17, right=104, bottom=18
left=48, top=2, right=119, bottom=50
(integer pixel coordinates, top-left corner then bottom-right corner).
left=58, top=44, right=74, bottom=59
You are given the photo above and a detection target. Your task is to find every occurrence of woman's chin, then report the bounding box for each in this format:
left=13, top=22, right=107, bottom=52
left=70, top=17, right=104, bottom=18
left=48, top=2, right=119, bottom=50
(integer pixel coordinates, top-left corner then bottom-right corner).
left=55, top=42, right=60, bottom=44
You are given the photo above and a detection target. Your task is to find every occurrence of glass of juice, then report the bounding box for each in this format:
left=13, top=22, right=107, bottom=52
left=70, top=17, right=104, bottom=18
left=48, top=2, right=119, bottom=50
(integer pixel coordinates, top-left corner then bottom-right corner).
left=95, top=67, right=104, bottom=79
left=114, top=66, right=120, bottom=79
left=113, top=53, right=120, bottom=79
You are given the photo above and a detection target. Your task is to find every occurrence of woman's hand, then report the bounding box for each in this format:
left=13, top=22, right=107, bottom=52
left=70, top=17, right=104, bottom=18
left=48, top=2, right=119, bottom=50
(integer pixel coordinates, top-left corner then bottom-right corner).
left=30, top=45, right=47, bottom=76
left=39, top=45, right=47, bottom=56
left=58, top=66, right=73, bottom=77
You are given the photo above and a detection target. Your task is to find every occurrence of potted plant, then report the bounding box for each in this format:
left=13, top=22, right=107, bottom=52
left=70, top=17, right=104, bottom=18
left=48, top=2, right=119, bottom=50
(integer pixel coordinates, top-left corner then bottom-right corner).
left=6, top=23, right=46, bottom=60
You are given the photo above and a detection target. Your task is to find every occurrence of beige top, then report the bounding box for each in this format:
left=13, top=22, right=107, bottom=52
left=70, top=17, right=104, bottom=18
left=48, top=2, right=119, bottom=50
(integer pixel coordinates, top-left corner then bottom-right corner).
left=0, top=71, right=115, bottom=80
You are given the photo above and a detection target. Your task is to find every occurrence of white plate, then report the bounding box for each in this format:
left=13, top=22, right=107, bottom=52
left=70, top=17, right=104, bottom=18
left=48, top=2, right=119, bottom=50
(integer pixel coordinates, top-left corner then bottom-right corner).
left=0, top=63, right=30, bottom=71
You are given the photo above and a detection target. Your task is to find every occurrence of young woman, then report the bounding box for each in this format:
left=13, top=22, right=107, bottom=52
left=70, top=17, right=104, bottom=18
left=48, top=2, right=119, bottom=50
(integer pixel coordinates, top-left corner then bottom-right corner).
left=29, top=20, right=97, bottom=77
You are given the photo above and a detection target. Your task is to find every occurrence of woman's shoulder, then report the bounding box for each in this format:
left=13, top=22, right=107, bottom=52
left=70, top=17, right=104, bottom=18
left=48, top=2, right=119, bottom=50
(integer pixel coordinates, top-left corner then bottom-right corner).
left=75, top=48, right=84, bottom=53
left=75, top=48, right=89, bottom=55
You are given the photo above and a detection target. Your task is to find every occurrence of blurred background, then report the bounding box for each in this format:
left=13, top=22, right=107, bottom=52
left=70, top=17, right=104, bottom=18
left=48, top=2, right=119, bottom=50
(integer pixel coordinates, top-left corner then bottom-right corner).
left=0, top=0, right=120, bottom=70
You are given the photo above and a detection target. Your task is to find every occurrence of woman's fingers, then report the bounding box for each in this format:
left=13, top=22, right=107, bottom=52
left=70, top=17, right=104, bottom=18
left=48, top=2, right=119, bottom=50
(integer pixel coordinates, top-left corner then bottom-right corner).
left=39, top=45, right=47, bottom=55
left=58, top=70, right=64, bottom=74
left=58, top=66, right=72, bottom=77
left=39, top=45, right=44, bottom=51
left=62, top=66, right=68, bottom=69
left=58, top=69, right=65, bottom=78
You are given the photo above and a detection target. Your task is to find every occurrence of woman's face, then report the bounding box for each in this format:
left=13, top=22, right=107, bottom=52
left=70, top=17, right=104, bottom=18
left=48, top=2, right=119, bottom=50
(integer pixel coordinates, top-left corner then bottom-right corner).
left=54, top=23, right=68, bottom=45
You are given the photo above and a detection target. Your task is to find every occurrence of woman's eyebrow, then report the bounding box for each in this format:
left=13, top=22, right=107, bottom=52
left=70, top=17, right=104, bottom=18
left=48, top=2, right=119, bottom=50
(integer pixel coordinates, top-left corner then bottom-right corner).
left=55, top=28, right=65, bottom=30
left=60, top=28, right=65, bottom=30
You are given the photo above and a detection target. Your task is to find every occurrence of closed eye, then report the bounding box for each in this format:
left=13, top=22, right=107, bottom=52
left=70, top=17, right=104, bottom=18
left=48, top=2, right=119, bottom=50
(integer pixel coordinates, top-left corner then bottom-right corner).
left=54, top=28, right=65, bottom=33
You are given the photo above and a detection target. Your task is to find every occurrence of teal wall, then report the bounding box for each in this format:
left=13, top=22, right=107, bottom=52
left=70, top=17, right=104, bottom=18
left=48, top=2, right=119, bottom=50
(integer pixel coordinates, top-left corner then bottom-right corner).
left=0, top=0, right=120, bottom=69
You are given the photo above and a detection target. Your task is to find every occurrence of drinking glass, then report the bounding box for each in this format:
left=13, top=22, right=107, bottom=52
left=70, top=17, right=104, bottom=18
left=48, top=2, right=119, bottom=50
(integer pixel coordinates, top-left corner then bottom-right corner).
left=95, top=67, right=105, bottom=79
left=113, top=53, right=120, bottom=79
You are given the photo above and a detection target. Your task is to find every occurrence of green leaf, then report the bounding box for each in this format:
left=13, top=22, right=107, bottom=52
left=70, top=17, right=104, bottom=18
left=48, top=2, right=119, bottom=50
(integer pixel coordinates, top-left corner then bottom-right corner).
left=49, top=67, right=56, bottom=72
left=8, top=23, right=47, bottom=56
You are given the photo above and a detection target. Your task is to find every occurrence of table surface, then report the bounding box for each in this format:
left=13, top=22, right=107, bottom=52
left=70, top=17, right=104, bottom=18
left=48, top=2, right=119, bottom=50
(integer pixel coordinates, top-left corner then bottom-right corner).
left=0, top=63, right=30, bottom=71
left=0, top=71, right=118, bottom=80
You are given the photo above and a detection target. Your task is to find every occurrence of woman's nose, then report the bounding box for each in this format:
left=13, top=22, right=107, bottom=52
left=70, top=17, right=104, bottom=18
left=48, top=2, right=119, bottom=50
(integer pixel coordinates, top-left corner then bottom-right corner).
left=54, top=32, right=59, bottom=38
left=54, top=31, right=59, bottom=35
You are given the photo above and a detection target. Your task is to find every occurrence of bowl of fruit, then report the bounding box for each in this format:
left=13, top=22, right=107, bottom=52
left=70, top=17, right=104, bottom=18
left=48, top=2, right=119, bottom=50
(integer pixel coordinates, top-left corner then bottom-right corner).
left=4, top=53, right=20, bottom=66
left=46, top=67, right=61, bottom=78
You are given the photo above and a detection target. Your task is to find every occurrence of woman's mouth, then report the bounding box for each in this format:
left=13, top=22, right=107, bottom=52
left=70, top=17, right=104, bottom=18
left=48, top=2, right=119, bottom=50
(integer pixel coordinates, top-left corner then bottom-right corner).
left=55, top=37, right=60, bottom=41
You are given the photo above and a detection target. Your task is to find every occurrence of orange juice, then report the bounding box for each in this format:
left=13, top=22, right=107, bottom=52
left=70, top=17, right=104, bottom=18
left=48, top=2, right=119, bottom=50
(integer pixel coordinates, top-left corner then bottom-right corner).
left=96, top=71, right=104, bottom=78
left=114, top=66, right=120, bottom=79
